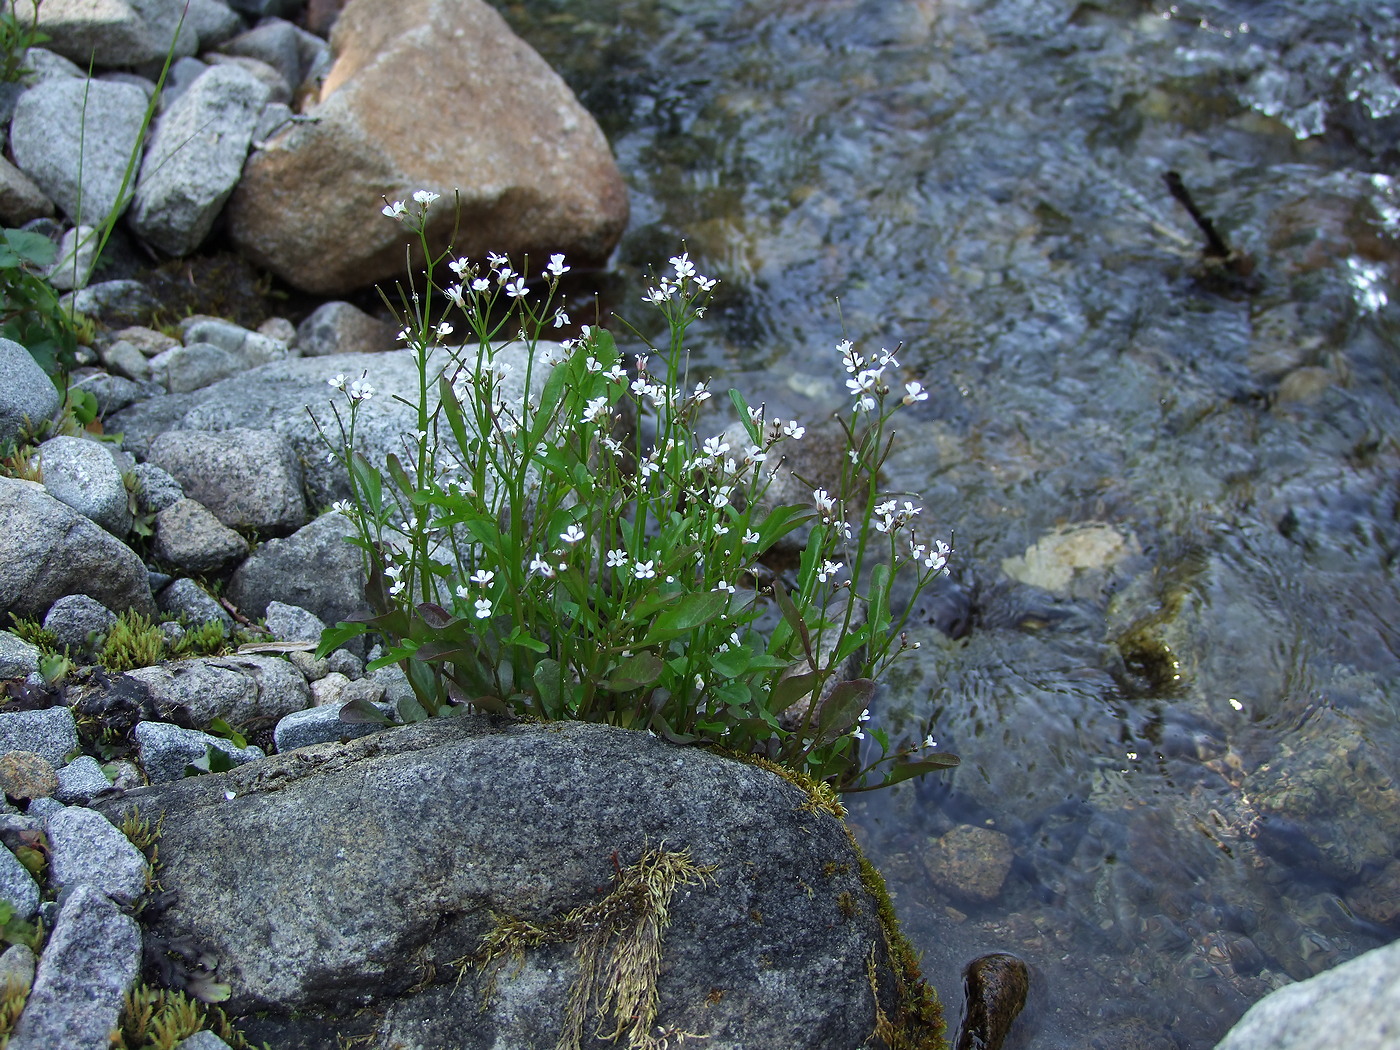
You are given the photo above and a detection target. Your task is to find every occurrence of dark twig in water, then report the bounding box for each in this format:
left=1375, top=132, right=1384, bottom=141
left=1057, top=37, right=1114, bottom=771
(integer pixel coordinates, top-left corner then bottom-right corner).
left=1163, top=171, right=1232, bottom=259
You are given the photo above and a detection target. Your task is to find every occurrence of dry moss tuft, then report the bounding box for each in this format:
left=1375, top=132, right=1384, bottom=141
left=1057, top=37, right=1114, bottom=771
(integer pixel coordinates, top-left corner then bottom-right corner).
left=467, top=845, right=716, bottom=1050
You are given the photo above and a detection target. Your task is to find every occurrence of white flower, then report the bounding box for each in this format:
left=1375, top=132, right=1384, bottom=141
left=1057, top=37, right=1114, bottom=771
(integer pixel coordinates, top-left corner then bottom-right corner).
left=604, top=363, right=627, bottom=383
left=583, top=395, right=611, bottom=423
left=695, top=275, right=717, bottom=292
left=455, top=584, right=470, bottom=599
left=553, top=309, right=570, bottom=328
left=435, top=321, right=454, bottom=339
left=859, top=708, right=871, bottom=722
left=560, top=524, right=585, bottom=545
left=712, top=522, right=729, bottom=537
left=504, top=276, right=528, bottom=299
left=922, top=735, right=937, bottom=749
left=671, top=252, right=696, bottom=279
left=852, top=726, right=865, bottom=741
left=585, top=356, right=603, bottom=373
left=702, top=435, right=730, bottom=458
left=469, top=568, right=495, bottom=586
left=328, top=373, right=347, bottom=390
left=412, top=189, right=440, bottom=206
left=348, top=378, right=375, bottom=402
left=488, top=251, right=509, bottom=269
left=474, top=598, right=493, bottom=619
left=817, top=559, right=843, bottom=583
left=331, top=499, right=353, bottom=516
left=634, top=560, right=656, bottom=580
left=382, top=200, right=407, bottom=219
left=714, top=580, right=736, bottom=594
left=471, top=277, right=491, bottom=293
left=547, top=253, right=570, bottom=277
left=529, top=553, right=556, bottom=578
left=781, top=420, right=805, bottom=440
left=388, top=579, right=405, bottom=597
left=743, top=529, right=760, bottom=545
left=837, top=340, right=861, bottom=373
left=813, top=489, right=836, bottom=516
left=445, top=284, right=466, bottom=309
left=449, top=257, right=472, bottom=278
left=606, top=548, right=628, bottom=568
left=903, top=380, right=929, bottom=404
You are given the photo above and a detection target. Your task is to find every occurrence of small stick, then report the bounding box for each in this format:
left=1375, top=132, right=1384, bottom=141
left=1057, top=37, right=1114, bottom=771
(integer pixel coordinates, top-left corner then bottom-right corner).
left=1162, top=171, right=1232, bottom=259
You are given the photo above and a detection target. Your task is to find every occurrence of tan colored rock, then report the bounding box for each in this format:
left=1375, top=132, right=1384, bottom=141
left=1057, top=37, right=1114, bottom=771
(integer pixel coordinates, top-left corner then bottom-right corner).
left=922, top=824, right=1015, bottom=904
left=225, top=0, right=628, bottom=296
left=0, top=750, right=57, bottom=801
left=1001, top=522, right=1138, bottom=597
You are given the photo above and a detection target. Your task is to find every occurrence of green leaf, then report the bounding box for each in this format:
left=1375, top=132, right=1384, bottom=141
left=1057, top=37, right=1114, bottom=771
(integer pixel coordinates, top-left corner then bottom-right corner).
left=708, top=648, right=753, bottom=680
left=644, top=591, right=728, bottom=642
left=604, top=651, right=665, bottom=692
left=533, top=658, right=565, bottom=716
left=771, top=580, right=814, bottom=667
left=728, top=388, right=761, bottom=444
left=880, top=752, right=961, bottom=787
left=338, top=697, right=392, bottom=725
left=770, top=669, right=818, bottom=714
left=206, top=717, right=247, bottom=750
left=814, top=678, right=876, bottom=745
left=754, top=504, right=815, bottom=551
left=0, top=229, right=57, bottom=268
left=397, top=695, right=429, bottom=722
left=385, top=452, right=416, bottom=501
left=417, top=602, right=456, bottom=629
left=439, top=374, right=472, bottom=451
left=350, top=451, right=383, bottom=517
left=412, top=640, right=472, bottom=663
left=506, top=625, right=549, bottom=653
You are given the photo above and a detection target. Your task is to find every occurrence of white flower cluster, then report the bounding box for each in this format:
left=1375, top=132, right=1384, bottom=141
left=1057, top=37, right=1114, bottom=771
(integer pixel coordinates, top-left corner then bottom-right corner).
left=643, top=252, right=719, bottom=306
left=837, top=339, right=930, bottom=413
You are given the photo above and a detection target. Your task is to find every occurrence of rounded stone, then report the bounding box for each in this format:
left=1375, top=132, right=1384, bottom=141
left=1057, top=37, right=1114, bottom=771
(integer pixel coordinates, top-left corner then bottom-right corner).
left=922, top=824, right=1016, bottom=904
left=0, top=751, right=58, bottom=801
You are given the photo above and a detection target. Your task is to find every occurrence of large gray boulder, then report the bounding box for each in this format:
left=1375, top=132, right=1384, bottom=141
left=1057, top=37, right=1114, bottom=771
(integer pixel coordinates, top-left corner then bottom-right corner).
left=1213, top=939, right=1400, bottom=1050
left=0, top=477, right=156, bottom=621
left=97, top=717, right=925, bottom=1049
left=109, top=343, right=549, bottom=511
left=130, top=64, right=273, bottom=256
left=146, top=427, right=308, bottom=535
left=224, top=0, right=628, bottom=295
left=0, top=337, right=61, bottom=447
left=8, top=76, right=148, bottom=223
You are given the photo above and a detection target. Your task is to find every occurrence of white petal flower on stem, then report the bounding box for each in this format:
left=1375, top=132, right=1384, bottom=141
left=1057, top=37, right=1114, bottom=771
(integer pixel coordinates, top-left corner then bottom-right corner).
left=435, top=321, right=454, bottom=339
left=471, top=277, right=491, bottom=293
left=412, top=189, right=440, bottom=205
left=583, top=395, right=611, bottom=423
left=643, top=286, right=669, bottom=305
left=714, top=580, right=736, bottom=594
left=782, top=420, right=805, bottom=440
left=553, top=310, right=570, bottom=328
left=504, top=276, right=528, bottom=299
left=455, top=584, right=470, bottom=599
left=560, top=524, right=585, bottom=545
left=449, top=257, right=471, bottom=278
left=671, top=252, right=696, bottom=280
left=469, top=568, right=495, bottom=586
left=547, top=254, right=570, bottom=277
left=634, top=560, right=656, bottom=580
left=695, top=275, right=718, bottom=292
left=903, top=380, right=929, bottom=404
left=474, top=598, right=493, bottom=619
left=382, top=200, right=407, bottom=219
left=922, top=735, right=937, bottom=749
left=743, top=529, right=760, bottom=545
left=817, top=559, right=843, bottom=583
left=606, top=548, right=628, bottom=568
left=528, top=554, right=556, bottom=578
left=348, top=378, right=375, bottom=402
left=328, top=373, right=347, bottom=390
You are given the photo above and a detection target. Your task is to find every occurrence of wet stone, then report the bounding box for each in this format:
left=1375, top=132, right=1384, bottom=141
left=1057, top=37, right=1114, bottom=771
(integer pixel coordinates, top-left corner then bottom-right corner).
left=922, top=824, right=1016, bottom=904
left=0, top=842, right=39, bottom=920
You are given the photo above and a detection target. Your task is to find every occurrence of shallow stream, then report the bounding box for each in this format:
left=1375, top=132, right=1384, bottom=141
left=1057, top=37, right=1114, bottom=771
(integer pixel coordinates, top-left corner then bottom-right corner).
left=490, top=1, right=1400, bottom=1046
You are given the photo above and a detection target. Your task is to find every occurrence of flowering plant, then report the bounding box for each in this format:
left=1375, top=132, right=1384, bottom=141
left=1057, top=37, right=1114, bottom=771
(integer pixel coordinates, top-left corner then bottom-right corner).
left=312, top=191, right=957, bottom=790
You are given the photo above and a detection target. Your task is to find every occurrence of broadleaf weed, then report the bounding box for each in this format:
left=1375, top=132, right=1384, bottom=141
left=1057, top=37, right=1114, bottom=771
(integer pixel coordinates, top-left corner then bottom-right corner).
left=313, top=192, right=959, bottom=790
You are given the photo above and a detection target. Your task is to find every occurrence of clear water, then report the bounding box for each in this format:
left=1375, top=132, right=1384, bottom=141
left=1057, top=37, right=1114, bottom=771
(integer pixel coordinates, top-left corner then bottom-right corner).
left=490, top=1, right=1400, bottom=1046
